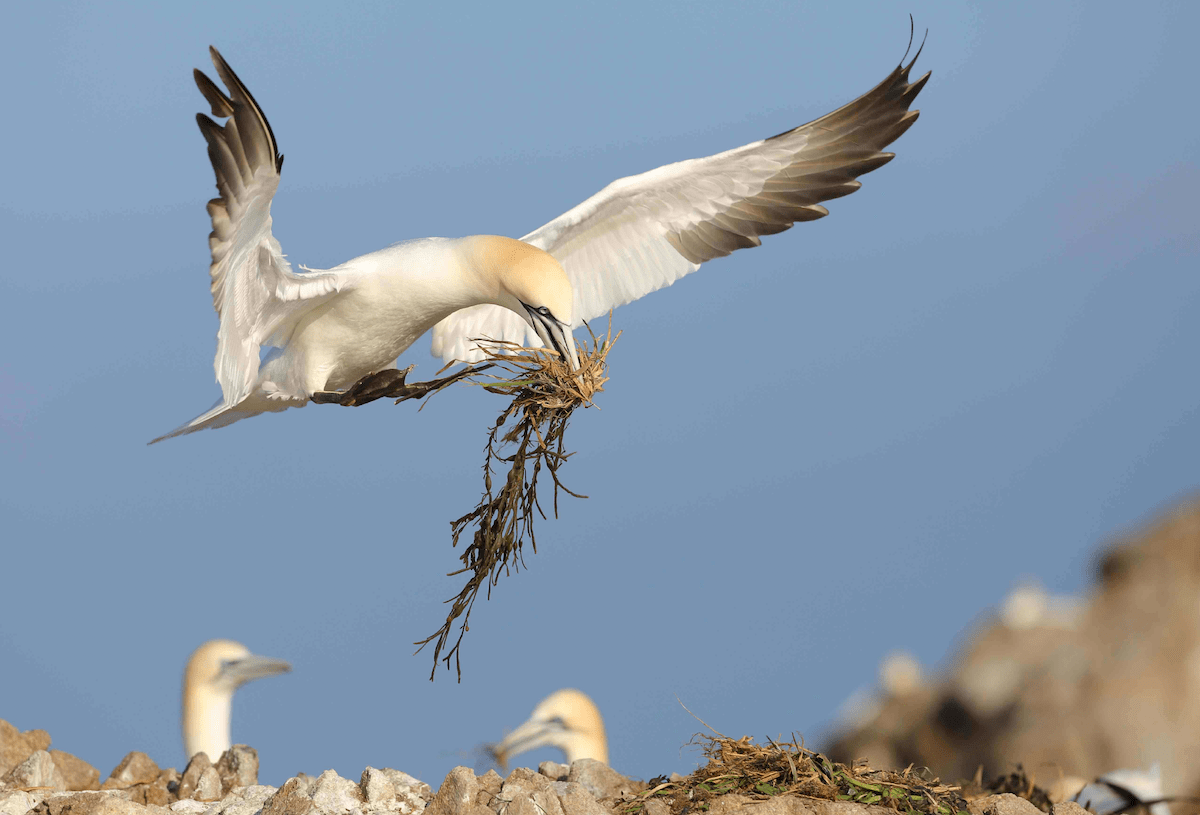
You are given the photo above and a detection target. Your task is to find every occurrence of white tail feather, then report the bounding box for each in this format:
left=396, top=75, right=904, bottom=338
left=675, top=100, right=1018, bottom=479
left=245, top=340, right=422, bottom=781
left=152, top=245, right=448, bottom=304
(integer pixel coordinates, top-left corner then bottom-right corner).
left=148, top=400, right=266, bottom=444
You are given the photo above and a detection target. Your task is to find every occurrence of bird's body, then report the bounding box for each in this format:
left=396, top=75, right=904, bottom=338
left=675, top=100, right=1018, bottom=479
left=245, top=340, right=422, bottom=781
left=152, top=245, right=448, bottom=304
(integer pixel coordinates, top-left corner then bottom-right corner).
left=154, top=39, right=928, bottom=442
left=181, top=639, right=291, bottom=762
left=256, top=238, right=497, bottom=400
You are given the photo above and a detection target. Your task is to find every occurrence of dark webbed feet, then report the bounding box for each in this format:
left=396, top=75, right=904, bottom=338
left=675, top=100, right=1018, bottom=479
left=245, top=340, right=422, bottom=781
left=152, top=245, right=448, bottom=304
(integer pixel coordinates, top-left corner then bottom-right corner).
left=311, top=363, right=489, bottom=407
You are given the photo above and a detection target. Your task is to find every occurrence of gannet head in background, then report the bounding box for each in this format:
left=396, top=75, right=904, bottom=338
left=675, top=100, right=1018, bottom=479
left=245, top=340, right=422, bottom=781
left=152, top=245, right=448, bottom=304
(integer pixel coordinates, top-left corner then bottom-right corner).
left=182, top=639, right=291, bottom=762
left=492, top=688, right=608, bottom=768
left=468, top=236, right=580, bottom=371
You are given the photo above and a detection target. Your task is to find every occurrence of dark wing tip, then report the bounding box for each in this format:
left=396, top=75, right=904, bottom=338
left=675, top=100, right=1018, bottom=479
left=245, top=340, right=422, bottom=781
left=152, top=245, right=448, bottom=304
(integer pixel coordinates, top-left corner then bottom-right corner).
left=205, top=46, right=284, bottom=174
left=194, top=68, right=234, bottom=118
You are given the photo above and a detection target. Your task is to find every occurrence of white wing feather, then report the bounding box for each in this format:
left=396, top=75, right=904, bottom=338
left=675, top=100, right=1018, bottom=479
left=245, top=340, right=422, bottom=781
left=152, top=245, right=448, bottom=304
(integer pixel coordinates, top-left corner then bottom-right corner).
left=431, top=47, right=928, bottom=364
left=195, top=47, right=342, bottom=404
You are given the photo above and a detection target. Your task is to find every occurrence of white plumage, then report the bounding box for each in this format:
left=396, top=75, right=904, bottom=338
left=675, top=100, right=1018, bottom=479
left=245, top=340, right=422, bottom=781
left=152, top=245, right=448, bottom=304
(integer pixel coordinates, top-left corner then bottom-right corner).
left=155, top=39, right=928, bottom=442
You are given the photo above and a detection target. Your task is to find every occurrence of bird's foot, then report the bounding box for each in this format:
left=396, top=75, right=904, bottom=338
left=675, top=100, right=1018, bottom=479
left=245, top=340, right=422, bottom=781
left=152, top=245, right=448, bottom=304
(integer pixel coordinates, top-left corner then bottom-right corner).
left=311, top=363, right=490, bottom=407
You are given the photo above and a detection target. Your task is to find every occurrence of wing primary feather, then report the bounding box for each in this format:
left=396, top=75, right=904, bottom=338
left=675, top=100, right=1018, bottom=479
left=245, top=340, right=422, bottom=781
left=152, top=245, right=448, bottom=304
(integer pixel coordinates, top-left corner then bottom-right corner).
left=207, top=46, right=283, bottom=173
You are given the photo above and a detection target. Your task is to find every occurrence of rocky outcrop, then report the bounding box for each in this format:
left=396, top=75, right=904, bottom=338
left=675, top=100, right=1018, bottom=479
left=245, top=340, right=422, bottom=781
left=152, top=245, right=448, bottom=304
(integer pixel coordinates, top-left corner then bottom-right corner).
left=0, top=723, right=97, bottom=793
left=828, top=498, right=1200, bottom=800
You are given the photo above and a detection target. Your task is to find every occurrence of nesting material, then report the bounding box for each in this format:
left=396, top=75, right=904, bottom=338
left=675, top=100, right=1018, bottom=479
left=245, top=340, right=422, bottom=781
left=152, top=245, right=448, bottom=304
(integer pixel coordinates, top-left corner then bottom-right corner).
left=414, top=322, right=617, bottom=680
left=617, top=733, right=969, bottom=815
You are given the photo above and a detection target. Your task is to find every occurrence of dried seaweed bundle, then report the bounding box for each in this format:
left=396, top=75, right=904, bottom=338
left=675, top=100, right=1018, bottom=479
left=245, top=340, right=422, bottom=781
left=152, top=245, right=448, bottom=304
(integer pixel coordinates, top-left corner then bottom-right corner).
left=414, top=322, right=616, bottom=680
left=618, top=729, right=969, bottom=815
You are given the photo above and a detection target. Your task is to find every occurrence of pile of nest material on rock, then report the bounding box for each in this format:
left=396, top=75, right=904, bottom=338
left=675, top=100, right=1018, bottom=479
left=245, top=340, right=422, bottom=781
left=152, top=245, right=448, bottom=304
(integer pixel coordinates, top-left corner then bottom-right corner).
left=611, top=735, right=1094, bottom=815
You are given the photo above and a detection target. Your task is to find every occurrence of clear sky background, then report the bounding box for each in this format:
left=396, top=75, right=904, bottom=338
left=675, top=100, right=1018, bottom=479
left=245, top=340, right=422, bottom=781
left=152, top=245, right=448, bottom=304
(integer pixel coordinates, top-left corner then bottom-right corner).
left=3, top=0, right=1198, bottom=790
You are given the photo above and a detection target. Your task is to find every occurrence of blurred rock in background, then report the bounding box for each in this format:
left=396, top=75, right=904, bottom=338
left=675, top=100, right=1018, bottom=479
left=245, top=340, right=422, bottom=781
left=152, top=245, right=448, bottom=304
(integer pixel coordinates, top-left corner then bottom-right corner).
left=827, top=497, right=1200, bottom=804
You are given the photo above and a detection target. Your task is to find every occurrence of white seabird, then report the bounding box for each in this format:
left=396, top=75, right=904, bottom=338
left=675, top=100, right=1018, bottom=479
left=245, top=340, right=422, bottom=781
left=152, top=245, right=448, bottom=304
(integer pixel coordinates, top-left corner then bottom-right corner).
left=1074, top=766, right=1172, bottom=815
left=153, top=38, right=928, bottom=442
left=492, top=688, right=609, bottom=767
left=182, top=639, right=291, bottom=762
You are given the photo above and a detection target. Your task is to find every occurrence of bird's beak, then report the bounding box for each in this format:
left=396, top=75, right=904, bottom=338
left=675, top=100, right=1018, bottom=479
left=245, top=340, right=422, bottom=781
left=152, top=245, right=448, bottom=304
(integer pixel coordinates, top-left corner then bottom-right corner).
left=527, top=309, right=580, bottom=372
left=221, top=654, right=292, bottom=686
left=491, top=716, right=566, bottom=770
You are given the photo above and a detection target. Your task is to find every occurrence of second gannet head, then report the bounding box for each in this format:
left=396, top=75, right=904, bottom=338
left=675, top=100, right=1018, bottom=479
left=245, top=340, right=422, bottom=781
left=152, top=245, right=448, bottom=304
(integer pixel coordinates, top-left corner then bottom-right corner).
left=492, top=688, right=608, bottom=767
left=469, top=236, right=580, bottom=371
left=182, top=639, right=291, bottom=762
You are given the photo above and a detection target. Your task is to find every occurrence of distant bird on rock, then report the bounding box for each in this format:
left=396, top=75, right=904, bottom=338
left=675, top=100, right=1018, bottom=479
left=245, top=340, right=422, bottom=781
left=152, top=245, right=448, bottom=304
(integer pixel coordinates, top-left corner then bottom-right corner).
left=182, top=639, right=291, bottom=761
left=154, top=33, right=928, bottom=442
left=492, top=689, right=608, bottom=767
left=1073, top=766, right=1172, bottom=815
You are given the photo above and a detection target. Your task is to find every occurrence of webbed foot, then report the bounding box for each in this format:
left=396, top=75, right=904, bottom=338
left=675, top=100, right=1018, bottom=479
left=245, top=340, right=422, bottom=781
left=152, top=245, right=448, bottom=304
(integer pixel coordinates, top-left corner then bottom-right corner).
left=311, top=363, right=489, bottom=407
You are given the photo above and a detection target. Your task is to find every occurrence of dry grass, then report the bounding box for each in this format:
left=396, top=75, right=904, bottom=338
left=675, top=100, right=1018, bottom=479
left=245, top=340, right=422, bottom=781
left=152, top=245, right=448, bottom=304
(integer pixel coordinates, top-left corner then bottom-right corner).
left=414, top=321, right=617, bottom=680
left=618, top=731, right=969, bottom=815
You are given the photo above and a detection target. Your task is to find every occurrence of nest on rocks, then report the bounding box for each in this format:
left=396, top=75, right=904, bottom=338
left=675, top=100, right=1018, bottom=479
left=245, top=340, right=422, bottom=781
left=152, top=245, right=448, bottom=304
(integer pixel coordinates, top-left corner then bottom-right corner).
left=619, top=732, right=969, bottom=815
left=412, top=322, right=616, bottom=680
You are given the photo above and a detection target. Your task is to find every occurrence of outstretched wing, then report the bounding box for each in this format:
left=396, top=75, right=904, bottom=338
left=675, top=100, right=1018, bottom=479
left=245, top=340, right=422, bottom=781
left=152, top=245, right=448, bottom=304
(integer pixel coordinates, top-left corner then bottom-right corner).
left=195, top=46, right=341, bottom=404
left=431, top=43, right=929, bottom=364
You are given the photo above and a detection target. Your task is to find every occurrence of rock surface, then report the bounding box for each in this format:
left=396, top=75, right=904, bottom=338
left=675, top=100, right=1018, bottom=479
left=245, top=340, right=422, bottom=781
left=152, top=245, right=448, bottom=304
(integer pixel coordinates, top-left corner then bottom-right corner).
left=0, top=724, right=51, bottom=778
left=3, top=751, right=68, bottom=793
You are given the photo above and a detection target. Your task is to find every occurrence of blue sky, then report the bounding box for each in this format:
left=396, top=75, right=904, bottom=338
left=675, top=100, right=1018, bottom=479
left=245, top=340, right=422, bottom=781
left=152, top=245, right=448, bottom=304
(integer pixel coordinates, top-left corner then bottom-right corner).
left=3, top=0, right=1197, bottom=789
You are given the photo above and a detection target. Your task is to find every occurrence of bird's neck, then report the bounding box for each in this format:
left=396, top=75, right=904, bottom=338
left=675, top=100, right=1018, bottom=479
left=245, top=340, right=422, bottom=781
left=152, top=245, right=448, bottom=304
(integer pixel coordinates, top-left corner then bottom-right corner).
left=182, top=685, right=233, bottom=761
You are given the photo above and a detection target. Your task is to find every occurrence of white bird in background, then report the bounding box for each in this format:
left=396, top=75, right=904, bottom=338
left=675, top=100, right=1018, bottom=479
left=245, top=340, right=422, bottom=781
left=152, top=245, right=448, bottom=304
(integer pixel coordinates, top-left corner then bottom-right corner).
left=182, top=639, right=291, bottom=762
left=1073, top=766, right=1172, bottom=815
left=492, top=689, right=609, bottom=768
left=153, top=36, right=928, bottom=443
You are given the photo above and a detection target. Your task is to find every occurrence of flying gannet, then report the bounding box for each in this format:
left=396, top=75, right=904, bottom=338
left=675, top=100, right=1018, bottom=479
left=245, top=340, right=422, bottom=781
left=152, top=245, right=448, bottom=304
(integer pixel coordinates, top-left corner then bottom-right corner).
left=492, top=688, right=609, bottom=767
left=153, top=37, right=928, bottom=442
left=182, top=639, right=291, bottom=762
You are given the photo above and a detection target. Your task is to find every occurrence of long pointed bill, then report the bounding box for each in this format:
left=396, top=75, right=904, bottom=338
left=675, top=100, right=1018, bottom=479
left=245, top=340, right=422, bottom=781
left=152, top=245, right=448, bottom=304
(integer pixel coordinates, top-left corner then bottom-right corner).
left=491, top=716, right=566, bottom=769
left=530, top=313, right=580, bottom=371
left=222, top=654, right=292, bottom=686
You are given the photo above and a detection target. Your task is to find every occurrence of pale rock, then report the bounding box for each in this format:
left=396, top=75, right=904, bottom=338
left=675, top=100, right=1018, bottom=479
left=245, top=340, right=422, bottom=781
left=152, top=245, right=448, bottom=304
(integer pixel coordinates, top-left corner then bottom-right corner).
left=309, top=770, right=364, bottom=815
left=169, top=802, right=208, bottom=815
left=554, top=783, right=609, bottom=815
left=497, top=771, right=563, bottom=815
left=425, top=768, right=487, bottom=815
left=641, top=801, right=669, bottom=815
left=979, top=794, right=1044, bottom=815
left=193, top=769, right=222, bottom=803
left=500, top=770, right=555, bottom=795
left=1051, top=804, right=1090, bottom=815
left=537, top=765, right=568, bottom=783
left=103, top=755, right=160, bottom=791
left=30, top=790, right=171, bottom=815
left=260, top=777, right=316, bottom=815
left=49, top=753, right=100, bottom=793
left=708, top=798, right=892, bottom=815
left=565, top=762, right=635, bottom=801
left=0, top=721, right=52, bottom=777
left=207, top=784, right=277, bottom=815
left=3, top=750, right=69, bottom=792
left=373, top=770, right=428, bottom=815
left=0, top=790, right=37, bottom=815
left=215, top=748, right=258, bottom=793
left=178, top=757, right=213, bottom=802
left=473, top=773, right=501, bottom=808
left=360, top=770, right=395, bottom=805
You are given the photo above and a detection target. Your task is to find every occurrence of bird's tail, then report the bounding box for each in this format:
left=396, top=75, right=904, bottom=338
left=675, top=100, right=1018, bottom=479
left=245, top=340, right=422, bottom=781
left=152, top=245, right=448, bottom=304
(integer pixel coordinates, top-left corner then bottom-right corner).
left=148, top=399, right=266, bottom=444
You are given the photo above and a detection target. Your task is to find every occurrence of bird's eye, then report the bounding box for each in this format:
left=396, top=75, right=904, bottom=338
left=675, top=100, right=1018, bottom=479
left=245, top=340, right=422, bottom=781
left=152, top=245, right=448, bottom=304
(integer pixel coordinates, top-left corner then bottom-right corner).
left=536, top=306, right=551, bottom=317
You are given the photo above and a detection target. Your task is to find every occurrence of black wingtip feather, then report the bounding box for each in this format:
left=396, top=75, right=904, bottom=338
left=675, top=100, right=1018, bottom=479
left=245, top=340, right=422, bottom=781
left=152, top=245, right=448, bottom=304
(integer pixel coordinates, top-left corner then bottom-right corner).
left=194, top=68, right=233, bottom=117
left=205, top=46, right=284, bottom=173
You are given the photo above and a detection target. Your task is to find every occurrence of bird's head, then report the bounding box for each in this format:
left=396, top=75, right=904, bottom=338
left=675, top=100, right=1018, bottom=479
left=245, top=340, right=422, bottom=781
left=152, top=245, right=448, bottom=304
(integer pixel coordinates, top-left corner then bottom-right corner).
left=472, top=236, right=579, bottom=370
left=491, top=688, right=608, bottom=767
left=185, top=639, right=292, bottom=695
